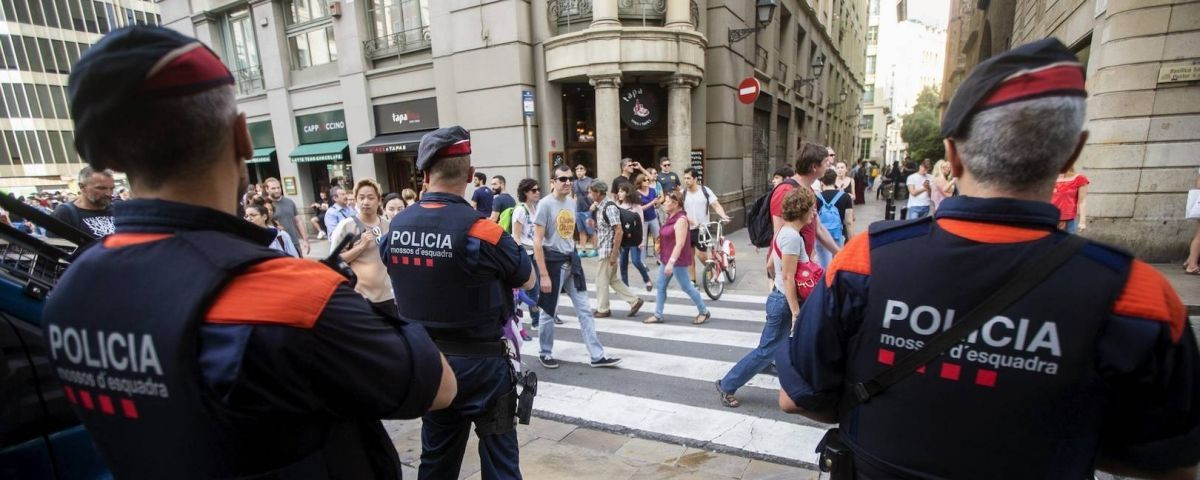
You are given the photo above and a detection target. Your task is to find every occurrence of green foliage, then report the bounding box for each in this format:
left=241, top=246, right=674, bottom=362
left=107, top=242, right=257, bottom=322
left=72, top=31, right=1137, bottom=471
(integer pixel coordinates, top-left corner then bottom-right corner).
left=900, top=86, right=946, bottom=164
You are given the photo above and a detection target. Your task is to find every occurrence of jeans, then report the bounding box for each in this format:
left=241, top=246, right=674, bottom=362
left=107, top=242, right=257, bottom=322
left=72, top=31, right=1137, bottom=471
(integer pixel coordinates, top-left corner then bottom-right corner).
left=596, top=259, right=640, bottom=312
left=419, top=356, right=520, bottom=480
left=575, top=211, right=595, bottom=236
left=619, top=246, right=651, bottom=286
left=906, top=205, right=931, bottom=219
left=719, top=290, right=791, bottom=394
left=539, top=264, right=606, bottom=361
left=814, top=236, right=844, bottom=269
left=1064, top=218, right=1078, bottom=234
left=653, top=264, right=709, bottom=319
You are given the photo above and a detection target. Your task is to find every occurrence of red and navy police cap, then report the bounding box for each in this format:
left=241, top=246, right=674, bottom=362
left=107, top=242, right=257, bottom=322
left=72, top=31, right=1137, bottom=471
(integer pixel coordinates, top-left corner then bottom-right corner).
left=68, top=26, right=234, bottom=164
left=416, top=127, right=472, bottom=171
left=941, top=38, right=1086, bottom=139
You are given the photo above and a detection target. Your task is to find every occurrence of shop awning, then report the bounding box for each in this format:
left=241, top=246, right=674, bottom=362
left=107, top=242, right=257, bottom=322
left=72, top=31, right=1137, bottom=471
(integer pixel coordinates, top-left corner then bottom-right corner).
left=290, top=140, right=348, bottom=163
left=247, top=147, right=275, bottom=164
left=356, top=130, right=430, bottom=154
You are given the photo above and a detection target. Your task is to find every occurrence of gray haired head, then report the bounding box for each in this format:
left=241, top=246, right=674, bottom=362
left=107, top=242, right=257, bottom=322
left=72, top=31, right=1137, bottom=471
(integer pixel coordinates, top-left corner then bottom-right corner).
left=951, top=96, right=1085, bottom=194
left=589, top=180, right=608, bottom=194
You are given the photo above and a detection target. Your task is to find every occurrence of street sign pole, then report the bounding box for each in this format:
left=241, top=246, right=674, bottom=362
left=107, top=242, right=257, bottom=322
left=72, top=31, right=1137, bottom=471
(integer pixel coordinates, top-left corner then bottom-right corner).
left=522, top=90, right=535, bottom=180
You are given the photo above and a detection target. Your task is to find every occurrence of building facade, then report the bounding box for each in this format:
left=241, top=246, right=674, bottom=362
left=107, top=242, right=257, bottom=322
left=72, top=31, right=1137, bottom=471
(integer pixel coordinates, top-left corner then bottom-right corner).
left=0, top=0, right=162, bottom=193
left=859, top=0, right=946, bottom=166
left=941, top=0, right=1200, bottom=261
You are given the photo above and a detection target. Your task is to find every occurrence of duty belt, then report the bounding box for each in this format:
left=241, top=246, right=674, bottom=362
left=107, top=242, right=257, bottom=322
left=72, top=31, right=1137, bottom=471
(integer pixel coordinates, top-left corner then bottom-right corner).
left=434, top=340, right=508, bottom=357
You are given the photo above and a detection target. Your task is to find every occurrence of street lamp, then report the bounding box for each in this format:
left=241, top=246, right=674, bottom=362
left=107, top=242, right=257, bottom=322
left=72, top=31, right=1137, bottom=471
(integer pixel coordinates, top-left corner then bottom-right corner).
left=794, top=54, right=825, bottom=88
left=828, top=88, right=850, bottom=106
left=728, top=0, right=778, bottom=43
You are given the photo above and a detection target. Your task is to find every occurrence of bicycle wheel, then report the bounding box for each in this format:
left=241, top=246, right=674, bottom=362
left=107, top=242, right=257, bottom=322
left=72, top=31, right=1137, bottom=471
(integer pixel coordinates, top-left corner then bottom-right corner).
left=703, top=262, right=723, bottom=301
left=724, top=258, right=737, bottom=283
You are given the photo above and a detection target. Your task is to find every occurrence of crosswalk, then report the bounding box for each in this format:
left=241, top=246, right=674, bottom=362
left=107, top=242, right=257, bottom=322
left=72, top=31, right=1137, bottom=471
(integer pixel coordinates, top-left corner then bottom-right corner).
left=517, top=283, right=829, bottom=467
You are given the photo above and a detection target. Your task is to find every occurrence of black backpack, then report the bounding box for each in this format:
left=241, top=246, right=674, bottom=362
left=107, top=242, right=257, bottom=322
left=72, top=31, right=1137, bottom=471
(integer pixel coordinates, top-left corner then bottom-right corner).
left=747, top=178, right=799, bottom=248
left=601, top=201, right=643, bottom=248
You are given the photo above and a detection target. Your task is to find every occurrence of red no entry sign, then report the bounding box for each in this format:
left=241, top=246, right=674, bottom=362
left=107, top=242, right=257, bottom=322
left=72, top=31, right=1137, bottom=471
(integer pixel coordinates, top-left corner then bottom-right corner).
left=737, top=77, right=760, bottom=104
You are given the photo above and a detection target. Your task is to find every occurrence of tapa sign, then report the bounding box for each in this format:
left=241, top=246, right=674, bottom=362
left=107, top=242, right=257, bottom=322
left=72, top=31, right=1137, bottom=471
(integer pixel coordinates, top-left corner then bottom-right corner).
left=374, top=98, right=439, bottom=134
left=620, top=86, right=660, bottom=131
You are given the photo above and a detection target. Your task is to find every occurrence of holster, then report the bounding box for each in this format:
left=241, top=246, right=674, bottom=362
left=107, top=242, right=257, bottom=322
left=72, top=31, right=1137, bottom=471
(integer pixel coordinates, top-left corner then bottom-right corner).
left=816, top=428, right=855, bottom=480
left=473, top=389, right=517, bottom=437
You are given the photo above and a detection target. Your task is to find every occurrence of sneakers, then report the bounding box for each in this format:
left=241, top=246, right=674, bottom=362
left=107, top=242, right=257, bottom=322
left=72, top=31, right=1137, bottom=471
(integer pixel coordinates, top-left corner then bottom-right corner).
left=316, top=231, right=326, bottom=240
left=554, top=316, right=564, bottom=325
left=539, top=356, right=560, bottom=369
left=590, top=357, right=622, bottom=368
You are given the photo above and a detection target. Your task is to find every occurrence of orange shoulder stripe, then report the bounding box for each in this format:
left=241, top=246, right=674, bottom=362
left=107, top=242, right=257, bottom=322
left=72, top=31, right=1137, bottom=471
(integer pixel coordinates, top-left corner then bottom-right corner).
left=1113, top=260, right=1186, bottom=343
left=103, top=233, right=173, bottom=248
left=937, top=219, right=1051, bottom=244
left=825, top=233, right=871, bottom=287
left=468, top=219, right=503, bottom=246
left=206, top=257, right=346, bottom=329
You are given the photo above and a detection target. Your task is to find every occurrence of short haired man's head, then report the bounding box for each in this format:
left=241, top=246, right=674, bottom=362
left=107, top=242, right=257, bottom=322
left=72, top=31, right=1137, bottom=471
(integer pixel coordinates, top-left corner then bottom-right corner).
left=820, top=169, right=838, bottom=186
left=354, top=179, right=383, bottom=215
left=659, top=157, right=671, bottom=169
left=588, top=180, right=608, bottom=196
left=683, top=167, right=701, bottom=186
left=474, top=172, right=487, bottom=185
left=621, top=158, right=635, bottom=174
left=552, top=163, right=574, bottom=196
left=264, top=177, right=283, bottom=200
left=490, top=175, right=506, bottom=194
left=795, top=143, right=830, bottom=177
left=77, top=166, right=115, bottom=208
left=574, top=163, right=588, bottom=178
left=774, top=165, right=795, bottom=180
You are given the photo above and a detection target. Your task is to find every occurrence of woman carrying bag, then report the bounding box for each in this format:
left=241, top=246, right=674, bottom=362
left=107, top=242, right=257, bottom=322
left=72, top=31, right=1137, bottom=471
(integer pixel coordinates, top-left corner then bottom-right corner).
left=644, top=191, right=711, bottom=325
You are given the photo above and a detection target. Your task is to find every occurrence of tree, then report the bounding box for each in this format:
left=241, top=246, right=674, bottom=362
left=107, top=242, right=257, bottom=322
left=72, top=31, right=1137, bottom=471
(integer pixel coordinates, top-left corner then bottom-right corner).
left=900, top=86, right=946, bottom=164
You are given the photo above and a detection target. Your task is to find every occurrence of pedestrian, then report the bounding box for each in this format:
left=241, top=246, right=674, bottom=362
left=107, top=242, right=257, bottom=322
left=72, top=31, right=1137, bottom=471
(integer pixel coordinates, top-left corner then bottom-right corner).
left=766, top=143, right=840, bottom=282
left=771, top=166, right=795, bottom=187
left=904, top=159, right=934, bottom=219
left=383, top=192, right=405, bottom=219
left=589, top=181, right=645, bottom=318
left=1052, top=167, right=1089, bottom=233
left=263, top=177, right=311, bottom=256
left=612, top=157, right=637, bottom=194
left=631, top=175, right=661, bottom=282
left=533, top=163, right=621, bottom=369
left=488, top=175, right=516, bottom=223
left=330, top=179, right=395, bottom=315
left=644, top=190, right=711, bottom=325
left=1186, top=168, right=1200, bottom=275
left=323, top=185, right=355, bottom=234
left=402, top=188, right=419, bottom=206
left=853, top=160, right=869, bottom=205
left=468, top=171, right=493, bottom=216
left=681, top=168, right=731, bottom=285
left=382, top=126, right=532, bottom=479
left=834, top=160, right=856, bottom=203
left=814, top=169, right=853, bottom=268
left=244, top=202, right=298, bottom=257
left=717, top=187, right=814, bottom=407
left=571, top=163, right=597, bottom=257
left=776, top=38, right=1200, bottom=479
left=931, top=159, right=956, bottom=212
left=511, top=178, right=543, bottom=323
left=309, top=189, right=331, bottom=240
left=43, top=26, right=454, bottom=479
left=52, top=166, right=115, bottom=239
left=656, top=157, right=682, bottom=194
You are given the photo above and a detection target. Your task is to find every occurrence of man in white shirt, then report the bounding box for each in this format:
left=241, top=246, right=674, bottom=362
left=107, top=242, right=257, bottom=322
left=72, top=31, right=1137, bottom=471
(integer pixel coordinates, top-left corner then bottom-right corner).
left=681, top=167, right=730, bottom=284
left=905, top=159, right=933, bottom=219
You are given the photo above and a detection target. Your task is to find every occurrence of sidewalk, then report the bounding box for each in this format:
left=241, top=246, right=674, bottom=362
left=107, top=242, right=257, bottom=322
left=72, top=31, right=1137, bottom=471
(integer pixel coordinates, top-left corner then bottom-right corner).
left=384, top=418, right=816, bottom=479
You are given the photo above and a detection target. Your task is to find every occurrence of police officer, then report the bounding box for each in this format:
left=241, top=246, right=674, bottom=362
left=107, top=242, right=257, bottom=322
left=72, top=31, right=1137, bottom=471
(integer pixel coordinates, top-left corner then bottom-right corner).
left=384, top=126, right=535, bottom=479
left=776, top=38, right=1200, bottom=479
left=42, top=26, right=456, bottom=479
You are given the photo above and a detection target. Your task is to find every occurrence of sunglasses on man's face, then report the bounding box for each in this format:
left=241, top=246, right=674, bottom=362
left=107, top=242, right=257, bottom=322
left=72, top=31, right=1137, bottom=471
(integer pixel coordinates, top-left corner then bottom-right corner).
left=556, top=176, right=572, bottom=183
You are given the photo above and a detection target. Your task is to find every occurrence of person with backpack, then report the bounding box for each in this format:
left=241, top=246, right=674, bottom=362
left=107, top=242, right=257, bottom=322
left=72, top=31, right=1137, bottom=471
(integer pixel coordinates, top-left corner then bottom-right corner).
left=618, top=181, right=653, bottom=291
left=488, top=175, right=516, bottom=223
left=329, top=179, right=396, bottom=316
left=588, top=181, right=645, bottom=318
left=815, top=169, right=854, bottom=268
left=682, top=168, right=730, bottom=285
left=511, top=178, right=543, bottom=325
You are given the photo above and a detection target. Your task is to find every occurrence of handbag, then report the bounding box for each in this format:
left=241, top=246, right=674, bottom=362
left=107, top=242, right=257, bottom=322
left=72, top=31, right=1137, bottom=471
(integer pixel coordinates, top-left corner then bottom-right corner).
left=1186, top=189, right=1200, bottom=220
left=815, top=235, right=1088, bottom=478
left=772, top=236, right=825, bottom=300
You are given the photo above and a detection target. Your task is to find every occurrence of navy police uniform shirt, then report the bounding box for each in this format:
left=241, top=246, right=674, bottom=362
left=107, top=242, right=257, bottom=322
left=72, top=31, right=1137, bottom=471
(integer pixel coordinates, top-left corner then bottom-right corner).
left=777, top=196, right=1200, bottom=479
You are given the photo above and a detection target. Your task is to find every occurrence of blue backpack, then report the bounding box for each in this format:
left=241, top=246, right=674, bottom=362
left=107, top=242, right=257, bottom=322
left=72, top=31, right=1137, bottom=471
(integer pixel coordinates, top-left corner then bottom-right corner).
left=817, top=191, right=845, bottom=241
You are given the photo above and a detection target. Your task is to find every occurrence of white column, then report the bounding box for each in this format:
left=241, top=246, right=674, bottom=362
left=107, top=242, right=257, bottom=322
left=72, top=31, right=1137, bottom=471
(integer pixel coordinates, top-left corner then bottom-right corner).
left=665, top=0, right=691, bottom=30
left=664, top=75, right=700, bottom=173
left=592, top=0, right=619, bottom=27
left=590, top=74, right=622, bottom=183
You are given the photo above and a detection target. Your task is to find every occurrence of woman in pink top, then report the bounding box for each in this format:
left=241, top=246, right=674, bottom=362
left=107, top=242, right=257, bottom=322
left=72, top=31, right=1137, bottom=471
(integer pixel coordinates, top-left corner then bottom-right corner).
left=931, top=159, right=955, bottom=212
left=1052, top=168, right=1089, bottom=233
left=645, top=191, right=710, bottom=325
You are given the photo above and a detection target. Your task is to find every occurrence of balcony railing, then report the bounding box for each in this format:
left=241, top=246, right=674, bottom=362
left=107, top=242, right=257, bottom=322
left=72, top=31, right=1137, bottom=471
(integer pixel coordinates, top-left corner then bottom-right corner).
left=550, top=0, right=593, bottom=27
left=776, top=60, right=788, bottom=81
left=232, top=65, right=264, bottom=96
left=364, top=26, right=432, bottom=59
left=755, top=46, right=768, bottom=72
left=618, top=0, right=666, bottom=25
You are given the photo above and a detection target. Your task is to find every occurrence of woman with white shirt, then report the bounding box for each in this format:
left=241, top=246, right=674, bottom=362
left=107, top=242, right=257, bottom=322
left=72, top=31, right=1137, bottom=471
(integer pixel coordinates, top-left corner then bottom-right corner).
left=329, top=179, right=395, bottom=316
left=244, top=203, right=298, bottom=257
left=511, top=178, right=543, bottom=322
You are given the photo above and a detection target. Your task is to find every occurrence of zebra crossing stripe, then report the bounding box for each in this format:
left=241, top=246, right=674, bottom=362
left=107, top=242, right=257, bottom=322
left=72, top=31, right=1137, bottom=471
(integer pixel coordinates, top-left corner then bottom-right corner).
left=582, top=283, right=769, bottom=305
left=533, top=381, right=825, bottom=465
left=552, top=314, right=764, bottom=349
left=519, top=340, right=780, bottom=391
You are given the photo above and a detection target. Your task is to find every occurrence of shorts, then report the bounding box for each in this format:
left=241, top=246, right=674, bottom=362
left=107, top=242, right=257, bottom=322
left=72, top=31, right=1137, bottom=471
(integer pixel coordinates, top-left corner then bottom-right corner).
left=576, top=211, right=595, bottom=236
left=689, top=229, right=708, bottom=252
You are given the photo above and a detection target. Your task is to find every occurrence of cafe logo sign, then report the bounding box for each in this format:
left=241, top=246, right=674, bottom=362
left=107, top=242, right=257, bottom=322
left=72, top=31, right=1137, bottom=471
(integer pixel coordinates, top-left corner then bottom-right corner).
left=374, top=98, right=439, bottom=134
left=620, top=86, right=660, bottom=131
left=295, top=110, right=348, bottom=144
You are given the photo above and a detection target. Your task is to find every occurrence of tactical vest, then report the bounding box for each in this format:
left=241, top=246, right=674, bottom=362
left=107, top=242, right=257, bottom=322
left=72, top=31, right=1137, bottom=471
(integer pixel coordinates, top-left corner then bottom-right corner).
left=43, top=231, right=395, bottom=479
left=841, top=217, right=1131, bottom=479
left=385, top=195, right=505, bottom=336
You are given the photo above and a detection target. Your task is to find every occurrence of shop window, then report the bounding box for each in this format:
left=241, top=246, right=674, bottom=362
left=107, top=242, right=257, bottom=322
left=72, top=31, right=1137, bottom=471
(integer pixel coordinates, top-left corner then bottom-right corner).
left=364, top=0, right=430, bottom=58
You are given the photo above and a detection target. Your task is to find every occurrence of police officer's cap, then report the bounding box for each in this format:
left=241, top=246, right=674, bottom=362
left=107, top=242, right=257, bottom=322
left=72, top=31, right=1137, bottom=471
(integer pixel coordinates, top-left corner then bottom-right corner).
left=417, top=127, right=472, bottom=171
left=941, top=38, right=1086, bottom=139
left=68, top=26, right=235, bottom=165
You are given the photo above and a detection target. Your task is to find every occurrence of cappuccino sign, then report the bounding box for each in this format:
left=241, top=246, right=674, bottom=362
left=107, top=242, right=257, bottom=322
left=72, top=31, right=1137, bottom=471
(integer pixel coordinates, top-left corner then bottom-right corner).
left=295, top=110, right=347, bottom=144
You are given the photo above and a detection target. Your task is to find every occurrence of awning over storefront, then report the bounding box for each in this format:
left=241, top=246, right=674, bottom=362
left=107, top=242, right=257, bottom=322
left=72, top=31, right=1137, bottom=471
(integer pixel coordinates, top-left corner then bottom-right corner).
left=247, top=147, right=275, bottom=164
left=289, top=140, right=348, bottom=163
left=356, top=130, right=430, bottom=154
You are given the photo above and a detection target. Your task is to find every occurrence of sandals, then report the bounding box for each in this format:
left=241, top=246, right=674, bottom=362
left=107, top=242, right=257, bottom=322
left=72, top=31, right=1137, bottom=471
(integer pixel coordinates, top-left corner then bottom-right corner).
left=643, top=315, right=664, bottom=324
left=716, top=380, right=739, bottom=408
left=693, top=311, right=711, bottom=325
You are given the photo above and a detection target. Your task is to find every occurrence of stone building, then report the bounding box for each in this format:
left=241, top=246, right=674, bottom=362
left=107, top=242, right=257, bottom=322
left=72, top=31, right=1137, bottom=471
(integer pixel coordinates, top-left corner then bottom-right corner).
left=941, top=0, right=1200, bottom=261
